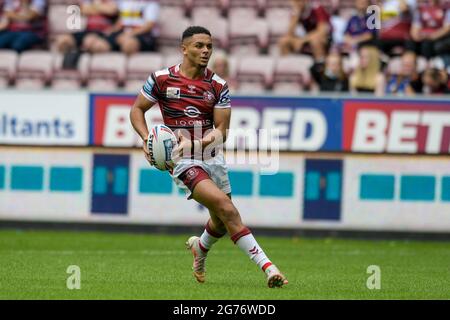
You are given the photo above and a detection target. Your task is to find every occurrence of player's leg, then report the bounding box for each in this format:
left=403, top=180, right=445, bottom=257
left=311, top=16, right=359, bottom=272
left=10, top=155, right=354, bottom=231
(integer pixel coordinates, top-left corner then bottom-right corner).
left=181, top=167, right=225, bottom=282
left=192, top=179, right=288, bottom=288
left=194, top=194, right=230, bottom=256
left=185, top=210, right=227, bottom=283
left=199, top=211, right=227, bottom=251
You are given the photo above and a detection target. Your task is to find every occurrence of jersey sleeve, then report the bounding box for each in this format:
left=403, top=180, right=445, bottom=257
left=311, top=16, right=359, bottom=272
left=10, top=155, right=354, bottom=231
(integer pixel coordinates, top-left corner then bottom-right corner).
left=140, top=73, right=160, bottom=103
left=215, top=83, right=231, bottom=109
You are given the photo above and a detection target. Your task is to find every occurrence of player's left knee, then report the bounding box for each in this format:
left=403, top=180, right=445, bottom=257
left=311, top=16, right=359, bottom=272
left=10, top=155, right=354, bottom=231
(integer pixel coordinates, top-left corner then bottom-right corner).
left=215, top=198, right=238, bottom=222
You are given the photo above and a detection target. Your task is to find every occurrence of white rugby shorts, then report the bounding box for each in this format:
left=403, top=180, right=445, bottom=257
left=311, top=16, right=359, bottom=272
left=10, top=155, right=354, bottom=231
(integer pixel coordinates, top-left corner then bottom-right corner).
left=170, top=152, right=232, bottom=199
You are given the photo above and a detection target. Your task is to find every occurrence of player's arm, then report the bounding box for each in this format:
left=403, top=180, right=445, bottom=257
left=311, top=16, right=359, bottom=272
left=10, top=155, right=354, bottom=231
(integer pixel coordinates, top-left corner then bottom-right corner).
left=130, top=92, right=157, bottom=164
left=199, top=108, right=231, bottom=150
left=196, top=82, right=231, bottom=151
left=130, top=92, right=156, bottom=142
left=174, top=108, right=230, bottom=160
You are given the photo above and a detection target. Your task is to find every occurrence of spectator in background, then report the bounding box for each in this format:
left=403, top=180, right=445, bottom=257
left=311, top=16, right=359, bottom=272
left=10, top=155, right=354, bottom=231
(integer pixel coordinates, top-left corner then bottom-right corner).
left=278, top=0, right=331, bottom=63
left=343, top=0, right=377, bottom=52
left=210, top=50, right=237, bottom=93
left=385, top=51, right=420, bottom=95
left=55, top=0, right=118, bottom=54
left=328, top=0, right=348, bottom=50
left=376, top=0, right=417, bottom=56
left=103, top=0, right=160, bottom=55
left=0, top=0, right=46, bottom=52
left=310, top=51, right=349, bottom=92
left=408, top=0, right=450, bottom=60
left=422, top=67, right=450, bottom=94
left=349, top=45, right=385, bottom=95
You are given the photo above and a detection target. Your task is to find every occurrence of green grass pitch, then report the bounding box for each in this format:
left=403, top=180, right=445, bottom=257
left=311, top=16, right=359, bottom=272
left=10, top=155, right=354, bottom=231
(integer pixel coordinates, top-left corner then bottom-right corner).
left=0, top=229, right=449, bottom=299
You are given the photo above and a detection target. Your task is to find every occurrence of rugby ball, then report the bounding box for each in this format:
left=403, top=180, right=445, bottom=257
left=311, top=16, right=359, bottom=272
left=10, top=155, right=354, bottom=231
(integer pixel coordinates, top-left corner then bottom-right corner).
left=147, top=124, right=178, bottom=171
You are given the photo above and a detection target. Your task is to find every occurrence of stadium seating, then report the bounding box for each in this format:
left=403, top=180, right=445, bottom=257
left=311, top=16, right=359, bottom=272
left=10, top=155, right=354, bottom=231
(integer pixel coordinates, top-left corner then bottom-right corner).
left=266, top=7, right=291, bottom=55
left=163, top=53, right=182, bottom=68
left=125, top=53, right=165, bottom=91
left=87, top=53, right=126, bottom=91
left=15, top=51, right=54, bottom=89
left=159, top=5, right=186, bottom=21
left=265, top=0, right=292, bottom=9
left=158, top=16, right=192, bottom=54
left=273, top=55, right=314, bottom=90
left=227, top=54, right=239, bottom=79
left=127, top=53, right=164, bottom=80
left=0, top=50, right=18, bottom=88
left=192, top=6, right=222, bottom=21
left=229, top=14, right=269, bottom=54
left=236, top=55, right=275, bottom=90
left=192, top=13, right=229, bottom=49
left=0, top=0, right=447, bottom=94
left=52, top=53, right=90, bottom=90
left=0, top=48, right=444, bottom=93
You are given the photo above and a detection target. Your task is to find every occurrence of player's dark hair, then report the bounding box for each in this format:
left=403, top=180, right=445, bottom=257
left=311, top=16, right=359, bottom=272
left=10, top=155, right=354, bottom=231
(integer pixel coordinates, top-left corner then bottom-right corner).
left=182, top=26, right=211, bottom=42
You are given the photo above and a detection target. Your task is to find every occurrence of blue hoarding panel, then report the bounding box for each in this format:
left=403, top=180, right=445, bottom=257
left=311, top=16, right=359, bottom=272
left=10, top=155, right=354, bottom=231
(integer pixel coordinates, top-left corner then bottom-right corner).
left=50, top=167, right=83, bottom=192
left=228, top=171, right=253, bottom=196
left=259, top=173, right=294, bottom=197
left=11, top=166, right=44, bottom=191
left=91, top=154, right=129, bottom=214
left=303, top=159, right=343, bottom=221
left=360, top=174, right=395, bottom=200
left=139, top=169, right=173, bottom=194
left=400, top=175, right=435, bottom=201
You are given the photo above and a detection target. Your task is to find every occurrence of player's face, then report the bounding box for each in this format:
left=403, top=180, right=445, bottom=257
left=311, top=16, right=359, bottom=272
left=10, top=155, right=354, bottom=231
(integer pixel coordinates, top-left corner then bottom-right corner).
left=183, top=34, right=213, bottom=68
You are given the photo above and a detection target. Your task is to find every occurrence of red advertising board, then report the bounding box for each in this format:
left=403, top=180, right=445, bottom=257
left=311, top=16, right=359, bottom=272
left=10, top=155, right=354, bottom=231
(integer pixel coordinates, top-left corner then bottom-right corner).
left=344, top=100, right=450, bottom=154
left=90, top=94, right=163, bottom=147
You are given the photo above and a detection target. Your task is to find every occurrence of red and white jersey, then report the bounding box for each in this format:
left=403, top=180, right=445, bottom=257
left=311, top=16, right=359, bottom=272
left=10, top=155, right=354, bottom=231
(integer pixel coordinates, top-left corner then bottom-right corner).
left=413, top=5, right=450, bottom=35
left=140, top=64, right=231, bottom=139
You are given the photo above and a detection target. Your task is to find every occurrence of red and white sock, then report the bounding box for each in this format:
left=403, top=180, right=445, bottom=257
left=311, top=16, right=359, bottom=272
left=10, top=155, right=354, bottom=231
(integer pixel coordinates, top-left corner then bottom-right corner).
left=198, top=220, right=226, bottom=254
left=231, top=227, right=273, bottom=274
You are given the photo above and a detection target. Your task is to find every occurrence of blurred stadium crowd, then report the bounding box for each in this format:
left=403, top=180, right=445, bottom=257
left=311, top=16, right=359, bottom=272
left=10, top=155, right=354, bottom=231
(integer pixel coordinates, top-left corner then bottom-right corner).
left=0, top=0, right=449, bottom=95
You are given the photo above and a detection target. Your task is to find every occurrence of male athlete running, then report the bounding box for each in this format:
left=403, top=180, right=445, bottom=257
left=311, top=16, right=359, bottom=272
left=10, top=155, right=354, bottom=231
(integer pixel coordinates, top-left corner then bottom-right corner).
left=130, top=26, right=288, bottom=288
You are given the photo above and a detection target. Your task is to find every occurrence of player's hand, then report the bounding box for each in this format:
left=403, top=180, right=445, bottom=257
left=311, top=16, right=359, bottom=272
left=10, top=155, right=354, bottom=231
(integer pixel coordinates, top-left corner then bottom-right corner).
left=172, top=135, right=191, bottom=164
left=143, top=139, right=155, bottom=166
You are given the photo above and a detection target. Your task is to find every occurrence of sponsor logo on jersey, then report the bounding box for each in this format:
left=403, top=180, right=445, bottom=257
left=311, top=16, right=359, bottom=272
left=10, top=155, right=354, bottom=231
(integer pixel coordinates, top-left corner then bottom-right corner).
left=174, top=119, right=212, bottom=127
left=167, top=87, right=181, bottom=99
left=203, top=91, right=215, bottom=104
left=187, top=85, right=196, bottom=93
left=184, top=106, right=201, bottom=118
